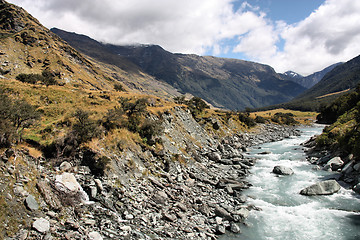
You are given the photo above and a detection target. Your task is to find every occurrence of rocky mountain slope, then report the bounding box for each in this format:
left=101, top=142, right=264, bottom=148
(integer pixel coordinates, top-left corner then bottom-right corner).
left=280, top=62, right=342, bottom=89
left=51, top=28, right=306, bottom=110
left=0, top=0, right=181, bottom=100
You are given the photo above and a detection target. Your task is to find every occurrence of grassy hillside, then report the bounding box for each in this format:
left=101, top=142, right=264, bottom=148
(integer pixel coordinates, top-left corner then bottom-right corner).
left=315, top=84, right=360, bottom=158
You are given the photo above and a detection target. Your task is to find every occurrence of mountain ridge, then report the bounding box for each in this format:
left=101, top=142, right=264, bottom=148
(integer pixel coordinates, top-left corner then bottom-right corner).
left=51, top=28, right=306, bottom=110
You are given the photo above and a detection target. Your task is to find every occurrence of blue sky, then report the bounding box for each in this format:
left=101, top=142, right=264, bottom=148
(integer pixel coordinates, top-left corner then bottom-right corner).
left=220, top=0, right=325, bottom=60
left=8, top=0, right=360, bottom=75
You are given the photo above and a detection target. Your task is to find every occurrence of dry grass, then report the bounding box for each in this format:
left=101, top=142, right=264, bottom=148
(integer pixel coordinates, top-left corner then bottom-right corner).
left=250, top=108, right=318, bottom=124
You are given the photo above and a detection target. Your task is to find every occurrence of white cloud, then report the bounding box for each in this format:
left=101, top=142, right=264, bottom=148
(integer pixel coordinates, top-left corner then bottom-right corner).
left=7, top=0, right=360, bottom=75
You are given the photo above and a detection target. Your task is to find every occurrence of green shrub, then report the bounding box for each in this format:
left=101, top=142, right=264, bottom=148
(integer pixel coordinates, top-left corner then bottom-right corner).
left=139, top=118, right=164, bottom=145
left=271, top=112, right=298, bottom=125
left=255, top=115, right=266, bottom=123
left=72, top=109, right=100, bottom=143
left=186, top=97, right=209, bottom=116
left=114, top=83, right=125, bottom=92
left=16, top=73, right=39, bottom=84
left=15, top=70, right=58, bottom=86
left=102, top=107, right=125, bottom=131
left=0, top=90, right=40, bottom=145
left=238, top=112, right=256, bottom=127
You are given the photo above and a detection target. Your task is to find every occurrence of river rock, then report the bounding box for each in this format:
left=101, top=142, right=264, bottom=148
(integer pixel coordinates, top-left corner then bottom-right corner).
left=32, top=218, right=50, bottom=233
left=214, top=206, right=233, bottom=221
left=272, top=166, right=294, bottom=175
left=215, top=224, right=226, bottom=234
left=230, top=222, right=241, bottom=233
left=324, top=157, right=344, bottom=171
left=341, top=160, right=355, bottom=175
left=300, top=180, right=341, bottom=196
left=353, top=183, right=360, bottom=194
left=234, top=207, right=249, bottom=219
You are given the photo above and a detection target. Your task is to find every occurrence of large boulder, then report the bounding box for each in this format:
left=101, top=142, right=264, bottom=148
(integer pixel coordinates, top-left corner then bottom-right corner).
left=300, top=180, right=341, bottom=196
left=324, top=157, right=344, bottom=171
left=272, top=166, right=294, bottom=175
left=55, top=172, right=89, bottom=203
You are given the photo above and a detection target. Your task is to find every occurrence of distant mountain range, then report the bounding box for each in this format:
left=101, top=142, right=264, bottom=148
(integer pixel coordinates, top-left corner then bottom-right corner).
left=280, top=63, right=343, bottom=89
left=51, top=28, right=306, bottom=110
left=269, top=55, right=360, bottom=111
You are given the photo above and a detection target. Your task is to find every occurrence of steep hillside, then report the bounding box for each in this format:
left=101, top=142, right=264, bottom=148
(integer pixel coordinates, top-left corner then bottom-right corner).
left=281, top=63, right=342, bottom=89
left=0, top=1, right=181, bottom=100
left=266, top=55, right=360, bottom=111
left=293, top=55, right=360, bottom=102
left=0, top=0, right=118, bottom=90
left=51, top=28, right=306, bottom=110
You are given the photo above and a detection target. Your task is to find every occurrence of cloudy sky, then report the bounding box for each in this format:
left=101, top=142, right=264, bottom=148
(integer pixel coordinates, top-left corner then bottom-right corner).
left=7, top=0, right=360, bottom=75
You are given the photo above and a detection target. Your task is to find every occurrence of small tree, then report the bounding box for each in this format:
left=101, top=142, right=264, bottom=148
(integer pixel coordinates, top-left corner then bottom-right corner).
left=102, top=106, right=125, bottom=131
left=186, top=97, right=209, bottom=116
left=0, top=91, right=40, bottom=144
left=72, top=109, right=99, bottom=143
left=114, top=83, right=125, bottom=92
left=41, top=70, right=58, bottom=86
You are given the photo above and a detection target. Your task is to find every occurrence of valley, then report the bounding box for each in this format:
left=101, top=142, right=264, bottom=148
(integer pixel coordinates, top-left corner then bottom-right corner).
left=1, top=0, right=360, bottom=239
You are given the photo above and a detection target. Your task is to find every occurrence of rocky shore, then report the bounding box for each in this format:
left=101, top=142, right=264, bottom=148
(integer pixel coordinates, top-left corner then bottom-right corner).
left=303, top=133, right=360, bottom=195
left=0, top=106, right=300, bottom=240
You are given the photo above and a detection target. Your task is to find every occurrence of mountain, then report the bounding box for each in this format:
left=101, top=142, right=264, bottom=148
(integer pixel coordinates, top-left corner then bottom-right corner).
left=282, top=71, right=303, bottom=80
left=273, top=55, right=360, bottom=111
left=0, top=0, right=116, bottom=90
left=0, top=1, right=180, bottom=100
left=51, top=28, right=306, bottom=110
left=281, top=63, right=343, bottom=89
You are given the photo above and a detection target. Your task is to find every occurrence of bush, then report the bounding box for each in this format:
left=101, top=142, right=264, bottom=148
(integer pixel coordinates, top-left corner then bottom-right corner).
left=238, top=112, right=256, bottom=127
left=0, top=90, right=40, bottom=145
left=16, top=73, right=39, bottom=84
left=173, top=95, right=186, bottom=104
left=271, top=112, right=298, bottom=125
left=41, top=70, right=58, bottom=86
left=114, top=83, right=125, bottom=92
left=15, top=70, right=58, bottom=86
left=139, top=119, right=164, bottom=145
left=82, top=150, right=110, bottom=176
left=186, top=97, right=209, bottom=116
left=72, top=109, right=100, bottom=143
left=255, top=115, right=267, bottom=123
left=101, top=107, right=125, bottom=131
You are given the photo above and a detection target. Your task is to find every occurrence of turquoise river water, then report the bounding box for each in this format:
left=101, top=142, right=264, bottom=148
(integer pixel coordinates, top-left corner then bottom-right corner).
left=222, top=125, right=360, bottom=240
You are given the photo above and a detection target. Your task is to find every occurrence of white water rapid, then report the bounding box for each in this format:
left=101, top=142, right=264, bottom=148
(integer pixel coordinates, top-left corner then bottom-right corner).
left=222, top=125, right=360, bottom=240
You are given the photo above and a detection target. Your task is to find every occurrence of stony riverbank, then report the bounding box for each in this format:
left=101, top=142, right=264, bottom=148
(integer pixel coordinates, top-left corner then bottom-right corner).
left=303, top=132, right=360, bottom=194
left=0, top=106, right=301, bottom=240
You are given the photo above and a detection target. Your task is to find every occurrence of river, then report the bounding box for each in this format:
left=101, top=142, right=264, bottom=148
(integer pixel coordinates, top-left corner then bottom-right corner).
left=222, top=124, right=360, bottom=240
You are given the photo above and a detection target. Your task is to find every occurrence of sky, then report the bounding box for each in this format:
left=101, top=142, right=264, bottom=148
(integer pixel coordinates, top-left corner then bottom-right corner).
left=7, top=0, right=360, bottom=76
